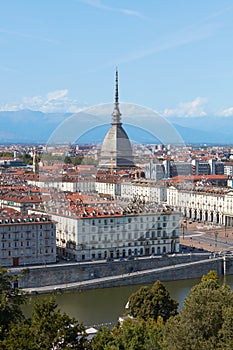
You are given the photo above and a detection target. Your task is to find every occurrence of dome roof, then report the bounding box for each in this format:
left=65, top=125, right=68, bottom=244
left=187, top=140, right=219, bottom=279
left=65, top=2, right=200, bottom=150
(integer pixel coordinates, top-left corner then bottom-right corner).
left=99, top=70, right=135, bottom=169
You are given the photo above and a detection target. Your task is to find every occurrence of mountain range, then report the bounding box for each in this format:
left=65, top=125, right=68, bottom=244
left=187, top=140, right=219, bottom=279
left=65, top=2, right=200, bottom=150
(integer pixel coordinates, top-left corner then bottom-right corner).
left=0, top=109, right=232, bottom=145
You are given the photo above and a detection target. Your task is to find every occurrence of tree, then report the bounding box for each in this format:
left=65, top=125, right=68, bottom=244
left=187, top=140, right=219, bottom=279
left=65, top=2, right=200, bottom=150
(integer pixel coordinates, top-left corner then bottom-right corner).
left=0, top=267, right=26, bottom=339
left=1, top=296, right=87, bottom=350
left=91, top=326, right=114, bottom=350
left=30, top=297, right=87, bottom=349
left=127, top=280, right=178, bottom=322
left=164, top=272, right=233, bottom=350
left=19, top=153, right=33, bottom=165
left=91, top=318, right=165, bottom=350
left=201, top=270, right=219, bottom=284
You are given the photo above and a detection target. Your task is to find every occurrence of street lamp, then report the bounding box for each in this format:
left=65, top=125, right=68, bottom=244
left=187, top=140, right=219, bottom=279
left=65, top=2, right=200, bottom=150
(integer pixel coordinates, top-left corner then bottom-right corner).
left=181, top=223, right=185, bottom=240
left=214, top=231, right=218, bottom=247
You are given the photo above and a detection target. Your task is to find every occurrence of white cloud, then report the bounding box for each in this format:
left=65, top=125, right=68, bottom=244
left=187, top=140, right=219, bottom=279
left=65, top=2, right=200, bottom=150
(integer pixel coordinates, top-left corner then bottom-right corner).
left=219, top=107, right=233, bottom=117
left=80, top=0, right=147, bottom=20
left=0, top=89, right=82, bottom=113
left=163, top=97, right=207, bottom=118
left=47, top=89, right=68, bottom=101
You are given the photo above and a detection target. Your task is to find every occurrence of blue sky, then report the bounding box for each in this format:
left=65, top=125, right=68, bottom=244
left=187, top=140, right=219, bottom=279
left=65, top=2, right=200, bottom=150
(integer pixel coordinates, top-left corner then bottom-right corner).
left=1, top=0, right=233, bottom=118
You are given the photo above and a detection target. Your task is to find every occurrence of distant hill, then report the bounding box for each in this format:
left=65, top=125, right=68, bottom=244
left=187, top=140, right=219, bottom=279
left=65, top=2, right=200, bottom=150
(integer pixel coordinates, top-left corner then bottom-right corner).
left=0, top=109, right=232, bottom=145
left=0, top=109, right=69, bottom=143
left=168, top=116, right=233, bottom=144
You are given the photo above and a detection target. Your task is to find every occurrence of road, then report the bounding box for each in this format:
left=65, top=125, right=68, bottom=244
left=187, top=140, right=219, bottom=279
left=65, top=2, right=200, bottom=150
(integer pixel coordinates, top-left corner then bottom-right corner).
left=181, top=221, right=233, bottom=253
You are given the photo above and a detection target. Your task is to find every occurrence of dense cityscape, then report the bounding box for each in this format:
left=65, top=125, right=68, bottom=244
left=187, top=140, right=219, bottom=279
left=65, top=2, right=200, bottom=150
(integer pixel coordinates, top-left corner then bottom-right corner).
left=2, top=1, right=233, bottom=348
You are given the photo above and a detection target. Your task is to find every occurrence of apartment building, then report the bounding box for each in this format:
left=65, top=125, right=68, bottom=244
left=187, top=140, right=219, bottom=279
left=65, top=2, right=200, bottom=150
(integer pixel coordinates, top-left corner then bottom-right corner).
left=30, top=192, right=180, bottom=261
left=0, top=207, right=56, bottom=267
left=167, top=185, right=233, bottom=226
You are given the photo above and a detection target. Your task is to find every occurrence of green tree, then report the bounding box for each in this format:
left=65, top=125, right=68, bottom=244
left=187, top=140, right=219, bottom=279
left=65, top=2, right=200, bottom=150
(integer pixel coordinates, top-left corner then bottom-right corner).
left=0, top=267, right=26, bottom=339
left=164, top=273, right=233, bottom=350
left=1, top=296, right=87, bottom=350
left=64, top=155, right=72, bottom=164
left=201, top=270, right=219, bottom=284
left=91, top=326, right=114, bottom=350
left=1, top=320, right=36, bottom=350
left=127, top=280, right=178, bottom=322
left=19, top=153, right=33, bottom=165
left=30, top=297, right=87, bottom=349
left=91, top=317, right=165, bottom=350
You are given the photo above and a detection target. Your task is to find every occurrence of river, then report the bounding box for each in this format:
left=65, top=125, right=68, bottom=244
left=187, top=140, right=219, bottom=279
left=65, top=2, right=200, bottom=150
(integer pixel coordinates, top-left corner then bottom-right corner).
left=23, top=275, right=233, bottom=327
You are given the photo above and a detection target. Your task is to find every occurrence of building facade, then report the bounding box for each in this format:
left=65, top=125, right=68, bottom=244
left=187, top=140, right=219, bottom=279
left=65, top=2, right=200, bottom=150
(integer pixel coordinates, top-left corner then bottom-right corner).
left=0, top=208, right=56, bottom=267
left=167, top=185, right=233, bottom=226
left=53, top=210, right=179, bottom=261
left=121, top=180, right=167, bottom=203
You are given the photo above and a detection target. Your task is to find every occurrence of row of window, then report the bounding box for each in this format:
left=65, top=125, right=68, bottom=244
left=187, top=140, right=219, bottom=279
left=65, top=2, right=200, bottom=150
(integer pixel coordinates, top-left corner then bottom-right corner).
left=0, top=231, right=54, bottom=239
left=82, top=245, right=169, bottom=260
left=0, top=247, right=55, bottom=257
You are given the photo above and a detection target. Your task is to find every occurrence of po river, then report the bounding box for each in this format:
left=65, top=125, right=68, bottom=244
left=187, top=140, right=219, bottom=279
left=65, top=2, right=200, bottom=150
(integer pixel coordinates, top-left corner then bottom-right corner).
left=23, top=275, right=233, bottom=327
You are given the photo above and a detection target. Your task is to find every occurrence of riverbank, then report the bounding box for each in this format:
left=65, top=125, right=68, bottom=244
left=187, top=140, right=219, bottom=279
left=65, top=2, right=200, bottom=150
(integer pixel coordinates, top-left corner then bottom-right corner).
left=21, top=257, right=223, bottom=294
left=9, top=253, right=233, bottom=294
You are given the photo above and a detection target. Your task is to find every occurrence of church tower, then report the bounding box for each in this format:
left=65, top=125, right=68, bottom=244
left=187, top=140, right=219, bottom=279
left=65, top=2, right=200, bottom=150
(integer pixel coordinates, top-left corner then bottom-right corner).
left=32, top=148, right=39, bottom=174
left=99, top=69, right=135, bottom=169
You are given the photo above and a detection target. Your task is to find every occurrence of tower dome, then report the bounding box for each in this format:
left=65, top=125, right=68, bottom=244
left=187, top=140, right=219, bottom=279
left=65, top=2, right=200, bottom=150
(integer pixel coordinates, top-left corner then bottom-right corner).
left=99, top=70, right=135, bottom=169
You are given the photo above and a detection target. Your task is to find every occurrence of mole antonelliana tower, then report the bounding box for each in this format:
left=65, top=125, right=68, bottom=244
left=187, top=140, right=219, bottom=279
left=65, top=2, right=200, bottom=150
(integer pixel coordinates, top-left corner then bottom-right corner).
left=99, top=69, right=135, bottom=169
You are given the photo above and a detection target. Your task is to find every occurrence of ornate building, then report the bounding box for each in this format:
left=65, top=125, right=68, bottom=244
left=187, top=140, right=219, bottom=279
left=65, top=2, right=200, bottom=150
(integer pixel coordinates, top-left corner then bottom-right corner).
left=99, top=69, right=135, bottom=169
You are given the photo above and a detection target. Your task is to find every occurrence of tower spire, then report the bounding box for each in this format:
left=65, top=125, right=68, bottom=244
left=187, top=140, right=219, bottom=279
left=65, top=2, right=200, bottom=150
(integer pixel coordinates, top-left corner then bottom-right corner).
left=112, top=67, right=122, bottom=124
left=115, top=67, right=119, bottom=104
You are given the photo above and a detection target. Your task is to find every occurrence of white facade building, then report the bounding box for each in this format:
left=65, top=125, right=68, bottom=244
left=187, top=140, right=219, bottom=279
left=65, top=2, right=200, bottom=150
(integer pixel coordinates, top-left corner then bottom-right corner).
left=31, top=202, right=180, bottom=261
left=167, top=185, right=233, bottom=226
left=0, top=208, right=56, bottom=267
left=95, top=180, right=121, bottom=198
left=121, top=181, right=167, bottom=203
left=27, top=178, right=96, bottom=193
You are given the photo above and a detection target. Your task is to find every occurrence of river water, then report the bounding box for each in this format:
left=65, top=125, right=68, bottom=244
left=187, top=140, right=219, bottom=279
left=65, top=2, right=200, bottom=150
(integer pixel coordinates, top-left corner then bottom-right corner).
left=24, top=275, right=233, bottom=327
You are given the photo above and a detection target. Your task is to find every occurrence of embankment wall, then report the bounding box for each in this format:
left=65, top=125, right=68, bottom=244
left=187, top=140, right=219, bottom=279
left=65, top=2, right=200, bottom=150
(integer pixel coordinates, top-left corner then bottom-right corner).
left=8, top=254, right=233, bottom=291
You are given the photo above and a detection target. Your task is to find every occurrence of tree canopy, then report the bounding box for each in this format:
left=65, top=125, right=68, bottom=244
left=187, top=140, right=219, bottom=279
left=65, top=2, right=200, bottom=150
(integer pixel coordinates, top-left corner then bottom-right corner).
left=127, top=280, right=178, bottom=322
left=91, top=317, right=165, bottom=350
left=164, top=271, right=233, bottom=349
left=0, top=268, right=87, bottom=349
left=0, top=267, right=26, bottom=340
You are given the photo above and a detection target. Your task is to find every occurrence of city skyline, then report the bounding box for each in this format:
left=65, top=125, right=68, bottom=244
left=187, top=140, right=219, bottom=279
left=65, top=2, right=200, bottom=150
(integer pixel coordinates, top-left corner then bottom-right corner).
left=0, top=0, right=233, bottom=122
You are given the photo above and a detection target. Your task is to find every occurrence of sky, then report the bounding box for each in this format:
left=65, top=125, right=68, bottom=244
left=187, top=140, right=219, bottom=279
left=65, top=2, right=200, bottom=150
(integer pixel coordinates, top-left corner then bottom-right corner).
left=1, top=0, right=233, bottom=118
